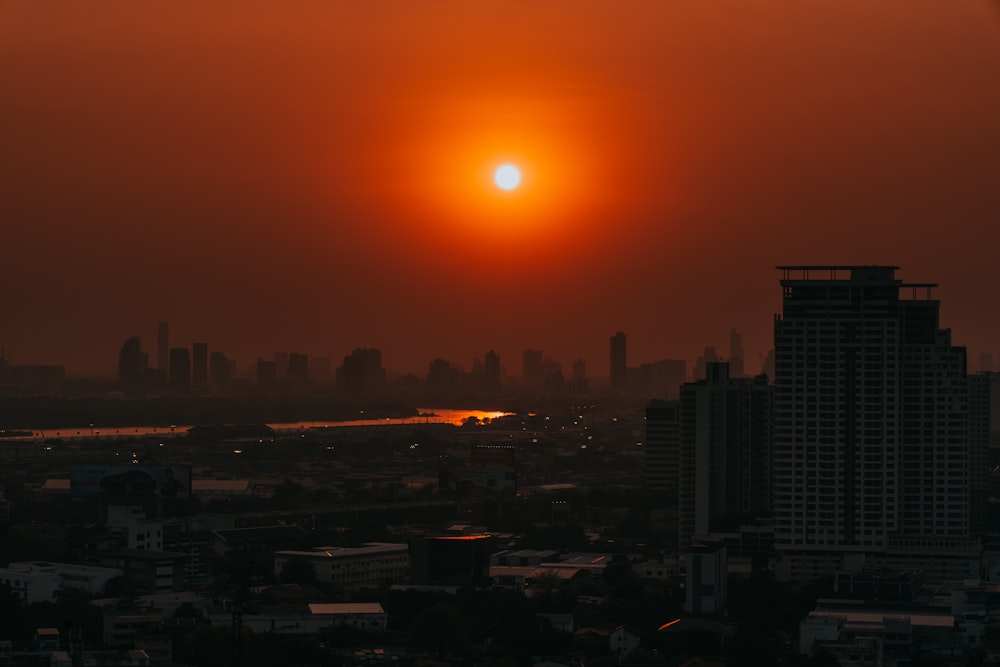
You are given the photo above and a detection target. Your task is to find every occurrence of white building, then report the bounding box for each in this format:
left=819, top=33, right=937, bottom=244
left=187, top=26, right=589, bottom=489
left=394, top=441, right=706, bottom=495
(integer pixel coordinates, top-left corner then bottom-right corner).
left=0, top=561, right=123, bottom=603
left=106, top=505, right=163, bottom=552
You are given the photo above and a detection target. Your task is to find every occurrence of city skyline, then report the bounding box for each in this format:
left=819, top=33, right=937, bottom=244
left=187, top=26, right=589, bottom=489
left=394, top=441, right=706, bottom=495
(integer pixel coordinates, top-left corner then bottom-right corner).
left=3, top=2, right=1000, bottom=376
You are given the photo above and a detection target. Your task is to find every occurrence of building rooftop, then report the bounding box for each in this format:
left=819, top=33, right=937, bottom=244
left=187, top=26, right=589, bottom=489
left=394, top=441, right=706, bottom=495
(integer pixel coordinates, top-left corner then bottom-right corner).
left=308, top=602, right=385, bottom=615
left=276, top=543, right=408, bottom=559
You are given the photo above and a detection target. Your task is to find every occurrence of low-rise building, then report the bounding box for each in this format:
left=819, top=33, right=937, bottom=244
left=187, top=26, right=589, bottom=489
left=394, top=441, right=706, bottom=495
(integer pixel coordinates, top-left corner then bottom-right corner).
left=0, top=561, right=123, bottom=603
left=274, top=543, right=409, bottom=590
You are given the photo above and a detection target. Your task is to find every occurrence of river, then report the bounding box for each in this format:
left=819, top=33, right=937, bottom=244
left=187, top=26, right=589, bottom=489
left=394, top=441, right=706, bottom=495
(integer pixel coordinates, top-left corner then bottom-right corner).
left=0, top=408, right=515, bottom=442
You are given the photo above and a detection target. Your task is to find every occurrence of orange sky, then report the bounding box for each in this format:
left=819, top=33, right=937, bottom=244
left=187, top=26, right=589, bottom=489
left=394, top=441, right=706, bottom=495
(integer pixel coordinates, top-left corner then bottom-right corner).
left=2, top=1, right=1000, bottom=377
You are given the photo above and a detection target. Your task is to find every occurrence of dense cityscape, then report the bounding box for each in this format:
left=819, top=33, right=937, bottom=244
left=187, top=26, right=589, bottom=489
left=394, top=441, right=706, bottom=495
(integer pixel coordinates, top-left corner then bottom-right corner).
left=1, top=265, right=998, bottom=667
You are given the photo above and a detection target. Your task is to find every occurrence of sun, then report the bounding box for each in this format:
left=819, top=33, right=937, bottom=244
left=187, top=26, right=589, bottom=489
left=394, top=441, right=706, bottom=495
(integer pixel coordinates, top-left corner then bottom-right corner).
left=494, top=164, right=521, bottom=191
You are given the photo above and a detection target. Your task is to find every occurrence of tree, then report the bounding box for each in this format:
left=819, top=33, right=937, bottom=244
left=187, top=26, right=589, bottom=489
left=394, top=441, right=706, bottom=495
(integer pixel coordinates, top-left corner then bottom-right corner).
left=409, top=601, right=473, bottom=653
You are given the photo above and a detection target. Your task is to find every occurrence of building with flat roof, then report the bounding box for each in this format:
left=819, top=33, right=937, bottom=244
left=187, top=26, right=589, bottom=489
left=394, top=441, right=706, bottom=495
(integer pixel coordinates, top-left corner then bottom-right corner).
left=773, top=266, right=988, bottom=580
left=274, top=543, right=409, bottom=590
left=0, top=561, right=123, bottom=603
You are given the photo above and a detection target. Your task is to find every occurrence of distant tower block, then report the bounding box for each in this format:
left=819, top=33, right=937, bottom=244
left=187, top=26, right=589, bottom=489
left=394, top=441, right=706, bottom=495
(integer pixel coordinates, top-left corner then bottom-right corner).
left=610, top=331, right=627, bottom=391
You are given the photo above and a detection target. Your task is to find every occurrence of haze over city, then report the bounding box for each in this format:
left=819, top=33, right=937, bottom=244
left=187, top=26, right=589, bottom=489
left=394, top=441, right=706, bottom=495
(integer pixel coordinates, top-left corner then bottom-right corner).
left=3, top=1, right=1000, bottom=377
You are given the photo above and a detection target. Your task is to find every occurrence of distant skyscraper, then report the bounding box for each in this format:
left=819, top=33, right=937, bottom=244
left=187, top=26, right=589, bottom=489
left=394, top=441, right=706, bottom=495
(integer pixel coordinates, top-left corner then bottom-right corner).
left=693, top=345, right=719, bottom=382
left=977, top=351, right=995, bottom=373
left=729, top=328, right=745, bottom=378
left=428, top=358, right=461, bottom=394
left=157, top=321, right=169, bottom=377
left=168, top=347, right=191, bottom=393
left=209, top=351, right=231, bottom=388
left=610, top=332, right=627, bottom=391
left=118, top=336, right=147, bottom=395
left=287, top=352, right=309, bottom=383
left=636, top=359, right=686, bottom=399
left=522, top=349, right=543, bottom=387
left=256, top=358, right=278, bottom=389
left=191, top=342, right=208, bottom=387
left=274, top=352, right=289, bottom=379
left=336, top=348, right=386, bottom=395
left=773, top=266, right=986, bottom=580
left=484, top=349, right=501, bottom=391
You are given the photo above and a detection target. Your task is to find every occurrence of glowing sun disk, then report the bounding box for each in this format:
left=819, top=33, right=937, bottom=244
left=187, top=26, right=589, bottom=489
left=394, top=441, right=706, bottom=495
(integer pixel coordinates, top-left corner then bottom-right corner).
left=494, top=164, right=521, bottom=190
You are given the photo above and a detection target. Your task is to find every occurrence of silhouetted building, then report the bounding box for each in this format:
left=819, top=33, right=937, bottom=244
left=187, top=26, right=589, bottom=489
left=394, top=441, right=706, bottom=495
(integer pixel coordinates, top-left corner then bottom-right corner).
left=760, top=348, right=775, bottom=381
left=729, top=328, right=745, bottom=378
left=522, top=349, right=543, bottom=388
left=570, top=358, right=589, bottom=394
left=484, top=349, right=501, bottom=392
left=644, top=399, right=680, bottom=494
left=287, top=352, right=308, bottom=383
left=209, top=351, right=231, bottom=388
left=336, top=348, right=386, bottom=395
left=773, top=266, right=988, bottom=580
left=168, top=347, right=191, bottom=393
left=274, top=351, right=289, bottom=379
left=428, top=358, right=461, bottom=394
left=693, top=345, right=719, bottom=382
left=191, top=342, right=208, bottom=387
left=0, top=358, right=66, bottom=396
left=636, top=359, right=686, bottom=399
left=610, top=331, right=627, bottom=391
left=157, top=321, right=168, bottom=377
left=256, top=358, right=277, bottom=389
left=978, top=352, right=996, bottom=373
left=118, top=336, right=147, bottom=395
left=678, top=363, right=773, bottom=550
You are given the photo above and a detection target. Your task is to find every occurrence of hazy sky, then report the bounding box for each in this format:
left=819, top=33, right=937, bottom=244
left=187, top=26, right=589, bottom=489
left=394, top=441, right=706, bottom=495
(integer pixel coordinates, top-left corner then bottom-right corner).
left=3, top=1, right=999, bottom=377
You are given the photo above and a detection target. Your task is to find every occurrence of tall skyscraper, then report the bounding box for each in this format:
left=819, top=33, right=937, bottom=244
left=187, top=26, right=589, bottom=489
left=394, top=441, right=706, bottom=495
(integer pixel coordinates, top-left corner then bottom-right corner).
left=729, top=328, right=745, bottom=378
left=209, top=350, right=231, bottom=388
left=157, top=321, right=169, bottom=378
left=336, top=348, right=386, bottom=395
left=484, top=349, right=501, bottom=392
left=678, top=363, right=772, bottom=550
left=610, top=331, right=627, bottom=391
left=191, top=342, right=208, bottom=387
left=118, top=336, right=147, bottom=395
left=522, top=349, right=543, bottom=387
left=287, top=352, right=309, bottom=383
left=168, top=347, right=191, bottom=394
left=773, top=266, right=986, bottom=580
left=644, top=399, right=681, bottom=494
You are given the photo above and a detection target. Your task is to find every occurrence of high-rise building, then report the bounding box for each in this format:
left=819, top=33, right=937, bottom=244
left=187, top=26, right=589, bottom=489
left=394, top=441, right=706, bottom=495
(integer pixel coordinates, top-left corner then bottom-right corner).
left=522, top=349, right=543, bottom=388
left=274, top=352, right=289, bottom=379
left=336, top=348, right=386, bottom=395
left=729, top=328, right=745, bottom=378
left=118, top=336, right=147, bottom=395
left=256, top=358, right=278, bottom=389
left=191, top=342, right=208, bottom=387
left=168, top=347, right=191, bottom=394
left=484, top=349, right=501, bottom=392
left=287, top=353, right=309, bottom=382
left=209, top=351, right=231, bottom=388
left=773, top=266, right=986, bottom=579
left=636, top=359, right=686, bottom=399
left=678, top=363, right=773, bottom=549
left=157, top=321, right=169, bottom=377
left=644, top=399, right=681, bottom=494
left=610, top=332, right=627, bottom=391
